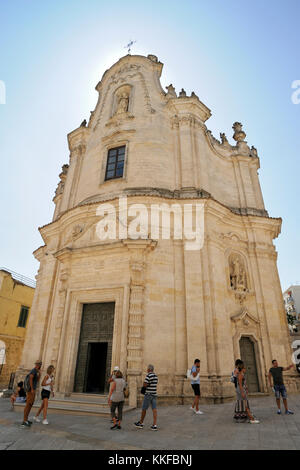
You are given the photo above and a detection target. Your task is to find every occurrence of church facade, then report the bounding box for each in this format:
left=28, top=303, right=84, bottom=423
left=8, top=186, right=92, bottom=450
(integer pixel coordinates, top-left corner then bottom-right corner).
left=17, top=54, right=298, bottom=405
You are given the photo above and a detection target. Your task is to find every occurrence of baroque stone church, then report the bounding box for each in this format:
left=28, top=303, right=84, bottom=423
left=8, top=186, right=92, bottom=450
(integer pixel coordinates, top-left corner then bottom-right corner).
left=18, top=53, right=298, bottom=405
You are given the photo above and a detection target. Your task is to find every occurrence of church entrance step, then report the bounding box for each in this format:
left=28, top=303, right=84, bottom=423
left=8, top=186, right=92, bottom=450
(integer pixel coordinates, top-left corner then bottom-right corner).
left=66, top=393, right=109, bottom=403
left=14, top=399, right=135, bottom=417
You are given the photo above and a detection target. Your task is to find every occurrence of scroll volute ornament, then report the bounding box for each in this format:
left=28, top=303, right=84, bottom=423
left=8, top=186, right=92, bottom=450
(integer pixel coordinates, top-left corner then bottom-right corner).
left=229, top=254, right=248, bottom=292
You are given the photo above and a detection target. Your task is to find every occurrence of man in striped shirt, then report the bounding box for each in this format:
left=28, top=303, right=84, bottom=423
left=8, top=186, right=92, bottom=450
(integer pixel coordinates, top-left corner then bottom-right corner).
left=134, top=364, right=158, bottom=430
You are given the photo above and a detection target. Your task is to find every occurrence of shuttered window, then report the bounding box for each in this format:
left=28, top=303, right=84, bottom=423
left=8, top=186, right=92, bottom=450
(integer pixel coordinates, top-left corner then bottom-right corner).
left=18, top=306, right=29, bottom=328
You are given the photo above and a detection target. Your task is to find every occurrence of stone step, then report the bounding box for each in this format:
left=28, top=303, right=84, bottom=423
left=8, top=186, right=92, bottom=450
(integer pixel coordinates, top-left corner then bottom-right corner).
left=248, top=392, right=271, bottom=398
left=14, top=400, right=135, bottom=417
left=67, top=393, right=109, bottom=403
left=50, top=398, right=110, bottom=410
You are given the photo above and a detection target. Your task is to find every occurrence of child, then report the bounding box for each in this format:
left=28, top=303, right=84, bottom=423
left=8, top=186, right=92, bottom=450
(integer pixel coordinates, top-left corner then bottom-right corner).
left=10, top=381, right=26, bottom=410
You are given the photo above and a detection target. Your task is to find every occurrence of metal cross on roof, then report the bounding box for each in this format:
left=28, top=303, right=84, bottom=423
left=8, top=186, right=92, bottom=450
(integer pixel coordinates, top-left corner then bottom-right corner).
left=124, top=40, right=136, bottom=54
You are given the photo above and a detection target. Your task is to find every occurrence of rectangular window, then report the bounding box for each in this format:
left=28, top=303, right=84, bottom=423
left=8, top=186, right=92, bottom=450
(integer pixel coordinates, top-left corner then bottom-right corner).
left=105, top=146, right=125, bottom=181
left=18, top=306, right=29, bottom=328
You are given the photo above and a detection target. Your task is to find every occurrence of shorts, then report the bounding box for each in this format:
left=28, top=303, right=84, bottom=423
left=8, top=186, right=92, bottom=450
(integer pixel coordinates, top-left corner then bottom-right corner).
left=41, top=389, right=51, bottom=400
left=191, top=384, right=200, bottom=396
left=142, top=394, right=157, bottom=410
left=15, top=397, right=26, bottom=403
left=274, top=385, right=287, bottom=399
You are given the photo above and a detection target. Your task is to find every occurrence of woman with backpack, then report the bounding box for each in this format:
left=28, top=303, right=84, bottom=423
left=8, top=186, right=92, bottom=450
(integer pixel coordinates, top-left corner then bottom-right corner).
left=33, top=365, right=55, bottom=425
left=234, top=361, right=259, bottom=424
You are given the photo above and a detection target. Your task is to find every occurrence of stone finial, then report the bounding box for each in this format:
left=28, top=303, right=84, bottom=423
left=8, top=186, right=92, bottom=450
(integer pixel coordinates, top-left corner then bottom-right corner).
left=80, top=119, right=87, bottom=127
left=220, top=132, right=229, bottom=145
left=165, top=84, right=177, bottom=98
left=147, top=54, right=158, bottom=63
left=232, top=122, right=246, bottom=142
left=61, top=164, right=69, bottom=175
left=250, top=146, right=258, bottom=158
left=191, top=91, right=199, bottom=99
left=179, top=88, right=187, bottom=98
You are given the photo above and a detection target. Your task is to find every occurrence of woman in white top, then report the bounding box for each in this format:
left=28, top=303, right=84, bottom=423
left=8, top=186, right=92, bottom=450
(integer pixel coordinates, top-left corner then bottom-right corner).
left=33, top=365, right=55, bottom=425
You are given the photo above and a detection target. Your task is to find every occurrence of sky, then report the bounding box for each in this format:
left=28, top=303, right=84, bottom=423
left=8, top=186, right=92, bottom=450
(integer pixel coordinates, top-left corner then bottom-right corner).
left=0, top=0, right=299, bottom=291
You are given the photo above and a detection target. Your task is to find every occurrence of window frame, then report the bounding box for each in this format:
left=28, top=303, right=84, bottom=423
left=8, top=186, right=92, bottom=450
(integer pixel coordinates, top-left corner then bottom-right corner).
left=104, top=145, right=126, bottom=181
left=17, top=305, right=29, bottom=328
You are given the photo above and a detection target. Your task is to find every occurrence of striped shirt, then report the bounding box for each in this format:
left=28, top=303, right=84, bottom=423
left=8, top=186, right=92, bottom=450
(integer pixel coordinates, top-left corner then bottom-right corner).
left=144, top=372, right=158, bottom=396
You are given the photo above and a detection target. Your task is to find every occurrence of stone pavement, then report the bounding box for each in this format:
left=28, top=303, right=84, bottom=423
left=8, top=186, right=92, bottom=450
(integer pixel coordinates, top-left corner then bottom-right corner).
left=0, top=393, right=300, bottom=450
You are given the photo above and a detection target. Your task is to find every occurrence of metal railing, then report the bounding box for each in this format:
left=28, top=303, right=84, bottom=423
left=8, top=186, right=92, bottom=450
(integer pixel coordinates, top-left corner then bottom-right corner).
left=0, top=267, right=36, bottom=289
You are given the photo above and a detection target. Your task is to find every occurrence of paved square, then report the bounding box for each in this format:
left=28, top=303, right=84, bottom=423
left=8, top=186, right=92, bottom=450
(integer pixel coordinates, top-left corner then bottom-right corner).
left=0, top=393, right=300, bottom=450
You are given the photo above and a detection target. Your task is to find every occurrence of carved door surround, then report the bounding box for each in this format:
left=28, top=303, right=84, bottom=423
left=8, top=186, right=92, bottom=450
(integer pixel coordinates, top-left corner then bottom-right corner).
left=54, top=285, right=129, bottom=395
left=231, top=308, right=266, bottom=393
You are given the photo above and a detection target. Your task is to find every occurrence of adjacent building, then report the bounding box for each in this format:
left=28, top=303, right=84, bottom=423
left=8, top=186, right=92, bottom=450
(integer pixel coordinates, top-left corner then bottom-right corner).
left=17, top=54, right=299, bottom=405
left=284, top=285, right=300, bottom=323
left=0, top=268, right=35, bottom=389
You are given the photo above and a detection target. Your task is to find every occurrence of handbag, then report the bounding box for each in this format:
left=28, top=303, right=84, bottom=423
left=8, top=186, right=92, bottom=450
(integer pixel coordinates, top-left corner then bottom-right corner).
left=124, top=386, right=129, bottom=398
left=187, top=368, right=200, bottom=381
left=141, top=386, right=146, bottom=395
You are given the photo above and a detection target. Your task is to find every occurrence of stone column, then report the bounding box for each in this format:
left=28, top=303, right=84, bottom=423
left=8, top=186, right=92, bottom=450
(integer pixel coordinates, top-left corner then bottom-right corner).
left=177, top=115, right=196, bottom=189
left=123, top=240, right=156, bottom=407
left=50, top=249, right=71, bottom=392
left=68, top=144, right=86, bottom=208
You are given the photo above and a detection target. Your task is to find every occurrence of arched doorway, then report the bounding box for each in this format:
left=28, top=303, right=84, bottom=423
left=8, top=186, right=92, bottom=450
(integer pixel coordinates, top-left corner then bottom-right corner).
left=239, top=336, right=259, bottom=393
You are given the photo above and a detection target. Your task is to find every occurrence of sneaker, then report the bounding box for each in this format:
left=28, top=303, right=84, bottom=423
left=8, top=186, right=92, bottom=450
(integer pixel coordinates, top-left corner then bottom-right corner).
left=33, top=416, right=40, bottom=423
left=190, top=407, right=194, bottom=410
left=27, top=420, right=32, bottom=425
left=117, top=425, right=122, bottom=429
left=285, top=410, right=294, bottom=415
left=42, top=419, right=49, bottom=425
left=195, top=410, right=203, bottom=415
left=21, top=421, right=31, bottom=427
left=134, top=421, right=144, bottom=428
left=277, top=410, right=281, bottom=415
left=150, top=425, right=158, bottom=431
left=250, top=419, right=260, bottom=424
left=110, top=424, right=118, bottom=430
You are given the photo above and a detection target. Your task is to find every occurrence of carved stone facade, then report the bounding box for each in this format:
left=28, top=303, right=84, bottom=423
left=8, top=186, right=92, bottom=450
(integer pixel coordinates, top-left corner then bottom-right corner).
left=18, top=54, right=299, bottom=405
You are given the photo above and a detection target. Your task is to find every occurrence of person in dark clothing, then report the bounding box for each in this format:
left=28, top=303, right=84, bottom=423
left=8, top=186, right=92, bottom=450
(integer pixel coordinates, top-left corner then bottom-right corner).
left=268, top=359, right=294, bottom=415
left=10, top=381, right=26, bottom=410
left=22, top=360, right=42, bottom=427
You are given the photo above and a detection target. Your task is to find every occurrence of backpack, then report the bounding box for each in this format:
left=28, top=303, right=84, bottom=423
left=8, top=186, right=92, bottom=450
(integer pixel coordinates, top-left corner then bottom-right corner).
left=24, top=373, right=31, bottom=393
left=230, top=371, right=237, bottom=388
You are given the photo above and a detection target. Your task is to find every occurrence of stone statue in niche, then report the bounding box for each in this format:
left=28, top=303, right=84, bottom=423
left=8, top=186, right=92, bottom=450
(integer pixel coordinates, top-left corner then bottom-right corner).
left=116, top=92, right=129, bottom=114
left=229, top=255, right=248, bottom=292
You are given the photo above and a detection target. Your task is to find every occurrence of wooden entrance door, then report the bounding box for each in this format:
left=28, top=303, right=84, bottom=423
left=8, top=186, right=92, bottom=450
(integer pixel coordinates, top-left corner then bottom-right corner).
left=74, top=302, right=115, bottom=393
left=239, top=336, right=259, bottom=393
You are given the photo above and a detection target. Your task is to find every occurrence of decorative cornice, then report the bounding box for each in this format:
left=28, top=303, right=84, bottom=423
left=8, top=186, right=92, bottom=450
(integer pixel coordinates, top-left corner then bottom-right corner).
left=167, top=96, right=211, bottom=122
left=101, top=128, right=136, bottom=143
left=67, top=126, right=91, bottom=152
left=231, top=307, right=260, bottom=325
